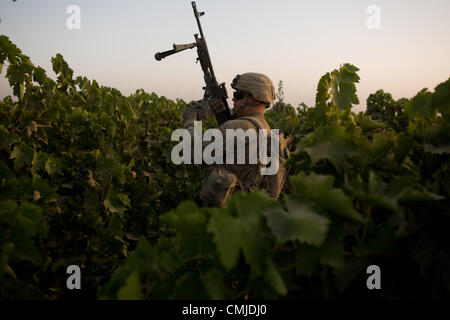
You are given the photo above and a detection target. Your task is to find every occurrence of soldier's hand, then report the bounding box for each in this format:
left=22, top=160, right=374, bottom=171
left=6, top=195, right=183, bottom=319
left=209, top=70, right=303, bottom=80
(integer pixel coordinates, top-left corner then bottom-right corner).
left=198, top=98, right=227, bottom=120
left=197, top=99, right=215, bottom=120
left=184, top=98, right=227, bottom=123
left=183, top=101, right=200, bottom=125
left=185, top=99, right=213, bottom=121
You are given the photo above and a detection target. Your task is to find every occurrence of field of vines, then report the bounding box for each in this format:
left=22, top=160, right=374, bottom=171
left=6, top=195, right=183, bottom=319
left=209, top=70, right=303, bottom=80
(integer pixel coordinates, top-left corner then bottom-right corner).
left=1, top=35, right=449, bottom=299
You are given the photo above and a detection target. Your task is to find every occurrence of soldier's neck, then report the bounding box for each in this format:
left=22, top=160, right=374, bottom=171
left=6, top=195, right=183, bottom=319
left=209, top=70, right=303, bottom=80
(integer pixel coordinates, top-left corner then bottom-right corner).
left=237, top=106, right=266, bottom=117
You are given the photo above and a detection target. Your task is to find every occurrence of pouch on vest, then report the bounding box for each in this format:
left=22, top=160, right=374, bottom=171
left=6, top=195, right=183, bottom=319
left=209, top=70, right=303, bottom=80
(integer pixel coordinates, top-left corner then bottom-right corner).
left=199, top=167, right=238, bottom=207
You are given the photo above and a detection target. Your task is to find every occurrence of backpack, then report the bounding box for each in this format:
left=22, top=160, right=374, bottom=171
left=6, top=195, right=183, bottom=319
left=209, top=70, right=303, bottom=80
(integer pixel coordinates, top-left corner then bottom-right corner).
left=240, top=116, right=293, bottom=200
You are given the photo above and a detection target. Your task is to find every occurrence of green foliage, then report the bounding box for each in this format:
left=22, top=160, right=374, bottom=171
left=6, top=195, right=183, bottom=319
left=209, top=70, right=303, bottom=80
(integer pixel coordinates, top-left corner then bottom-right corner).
left=0, top=35, right=199, bottom=298
left=365, top=90, right=409, bottom=132
left=1, top=36, right=449, bottom=299
left=263, top=202, right=329, bottom=246
left=316, top=63, right=360, bottom=111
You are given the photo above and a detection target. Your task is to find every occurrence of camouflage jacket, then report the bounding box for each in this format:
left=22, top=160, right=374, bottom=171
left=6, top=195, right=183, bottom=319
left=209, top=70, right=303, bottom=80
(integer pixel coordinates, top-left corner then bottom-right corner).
left=184, top=111, right=272, bottom=207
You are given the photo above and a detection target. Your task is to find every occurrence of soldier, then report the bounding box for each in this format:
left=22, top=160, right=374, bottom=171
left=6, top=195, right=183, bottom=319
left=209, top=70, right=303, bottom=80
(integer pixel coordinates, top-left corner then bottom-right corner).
left=183, top=72, right=282, bottom=207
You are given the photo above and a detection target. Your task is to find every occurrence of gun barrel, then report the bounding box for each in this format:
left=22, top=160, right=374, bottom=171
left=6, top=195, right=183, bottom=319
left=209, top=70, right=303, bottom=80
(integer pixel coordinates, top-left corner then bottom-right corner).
left=191, top=2, right=217, bottom=85
left=155, top=49, right=176, bottom=61
left=191, top=2, right=206, bottom=40
left=155, top=43, right=197, bottom=61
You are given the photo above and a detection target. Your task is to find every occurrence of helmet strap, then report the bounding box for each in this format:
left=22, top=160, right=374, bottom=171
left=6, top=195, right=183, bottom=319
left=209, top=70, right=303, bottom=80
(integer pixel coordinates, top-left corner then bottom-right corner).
left=232, top=92, right=249, bottom=117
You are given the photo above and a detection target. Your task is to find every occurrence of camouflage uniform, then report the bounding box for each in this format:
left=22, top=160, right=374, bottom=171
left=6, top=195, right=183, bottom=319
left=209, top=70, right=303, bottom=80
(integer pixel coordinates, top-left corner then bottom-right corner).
left=183, top=73, right=276, bottom=207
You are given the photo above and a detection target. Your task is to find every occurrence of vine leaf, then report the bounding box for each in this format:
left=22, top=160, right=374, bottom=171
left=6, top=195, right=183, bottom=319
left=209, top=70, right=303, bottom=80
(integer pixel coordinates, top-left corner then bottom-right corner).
left=207, top=211, right=241, bottom=271
left=299, top=125, right=358, bottom=175
left=208, top=192, right=275, bottom=277
left=315, top=63, right=360, bottom=110
left=263, top=201, right=329, bottom=246
left=264, top=259, right=287, bottom=295
left=117, top=272, right=142, bottom=300
left=290, top=172, right=363, bottom=222
left=10, top=143, right=33, bottom=170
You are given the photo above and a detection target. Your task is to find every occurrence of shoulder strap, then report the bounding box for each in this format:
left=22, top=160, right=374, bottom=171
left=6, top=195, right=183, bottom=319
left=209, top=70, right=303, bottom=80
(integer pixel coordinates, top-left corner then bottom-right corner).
left=239, top=116, right=270, bottom=133
left=236, top=116, right=268, bottom=191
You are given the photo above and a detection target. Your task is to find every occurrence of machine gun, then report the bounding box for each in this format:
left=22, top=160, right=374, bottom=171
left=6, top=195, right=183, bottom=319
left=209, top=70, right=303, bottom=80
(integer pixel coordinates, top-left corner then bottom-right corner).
left=155, top=1, right=232, bottom=125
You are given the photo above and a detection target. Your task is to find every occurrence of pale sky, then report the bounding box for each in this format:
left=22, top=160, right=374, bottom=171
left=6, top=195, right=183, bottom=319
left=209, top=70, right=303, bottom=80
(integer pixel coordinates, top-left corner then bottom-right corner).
left=1, top=0, right=449, bottom=112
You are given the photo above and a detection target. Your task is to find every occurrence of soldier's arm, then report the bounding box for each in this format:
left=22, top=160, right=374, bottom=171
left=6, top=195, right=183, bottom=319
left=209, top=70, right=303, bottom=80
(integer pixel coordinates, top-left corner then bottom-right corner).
left=183, top=100, right=222, bottom=164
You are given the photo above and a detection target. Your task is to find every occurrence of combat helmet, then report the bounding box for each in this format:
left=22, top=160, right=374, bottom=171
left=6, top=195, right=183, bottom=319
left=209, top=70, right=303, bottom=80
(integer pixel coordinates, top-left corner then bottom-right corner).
left=231, top=72, right=275, bottom=107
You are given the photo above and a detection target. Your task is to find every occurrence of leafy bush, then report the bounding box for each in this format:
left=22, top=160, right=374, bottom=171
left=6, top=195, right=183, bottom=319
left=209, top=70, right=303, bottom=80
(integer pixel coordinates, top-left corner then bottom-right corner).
left=0, top=35, right=199, bottom=298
